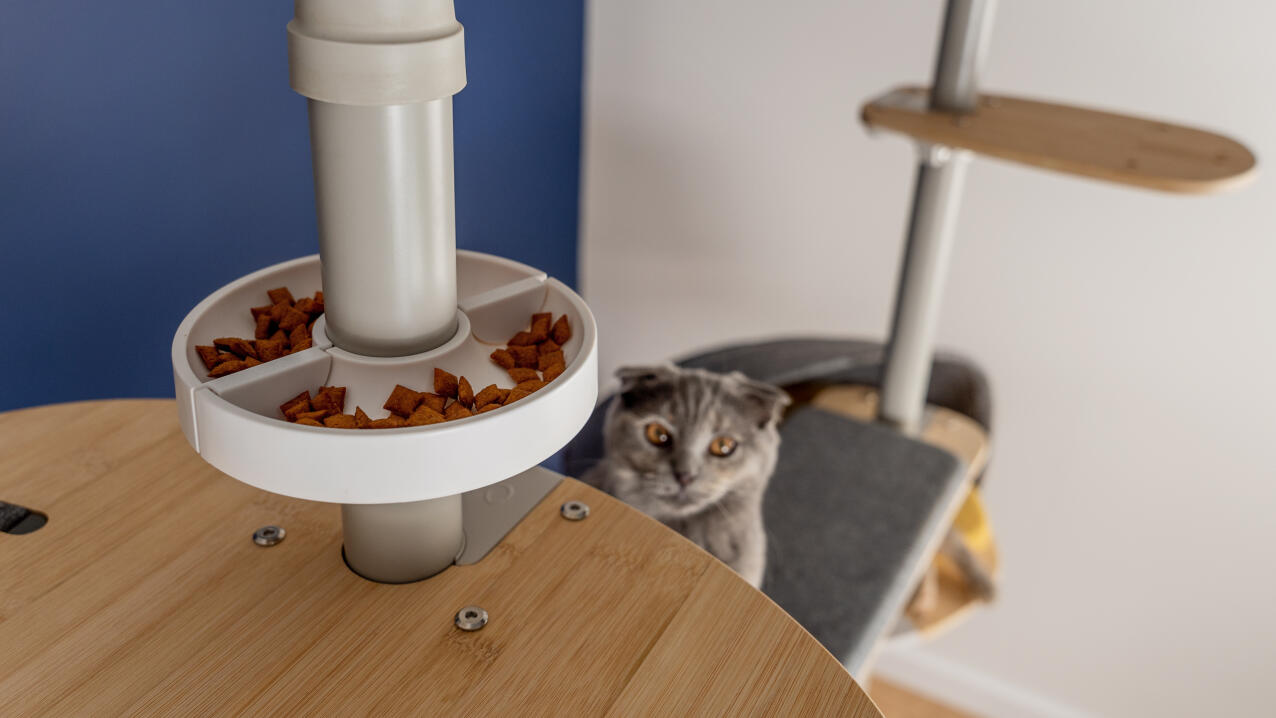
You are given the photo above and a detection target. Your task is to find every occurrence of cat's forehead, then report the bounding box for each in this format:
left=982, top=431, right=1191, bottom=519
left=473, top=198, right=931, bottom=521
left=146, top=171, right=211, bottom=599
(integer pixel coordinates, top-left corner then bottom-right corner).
left=621, top=373, right=755, bottom=425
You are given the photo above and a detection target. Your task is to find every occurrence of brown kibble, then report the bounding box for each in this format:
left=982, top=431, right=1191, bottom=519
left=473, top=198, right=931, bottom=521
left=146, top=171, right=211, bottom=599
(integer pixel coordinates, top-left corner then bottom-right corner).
left=269, top=302, right=290, bottom=323
left=477, top=403, right=501, bottom=414
left=208, top=360, right=247, bottom=378
left=490, top=349, right=515, bottom=370
left=457, top=376, right=475, bottom=408
left=244, top=357, right=262, bottom=368
left=214, top=337, right=258, bottom=360
left=279, top=391, right=311, bottom=415
left=250, top=305, right=274, bottom=320
left=296, top=417, right=323, bottom=427
left=543, top=362, right=566, bottom=382
left=510, top=345, right=538, bottom=369
left=538, top=350, right=564, bottom=372
left=312, top=291, right=324, bottom=313
left=537, top=340, right=561, bottom=356
left=195, top=345, right=221, bottom=370
left=530, top=312, right=552, bottom=342
left=383, top=384, right=423, bottom=417
left=254, top=313, right=274, bottom=340
left=551, top=315, right=571, bottom=345
left=508, top=331, right=537, bottom=346
left=313, top=386, right=346, bottom=414
left=515, top=379, right=547, bottom=394
left=419, top=392, right=447, bottom=413
left=406, top=405, right=446, bottom=426
left=295, top=297, right=317, bottom=315
left=269, top=328, right=288, bottom=345
left=507, top=367, right=540, bottom=383
left=434, top=368, right=459, bottom=398
left=267, top=287, right=295, bottom=306
left=282, top=401, right=312, bottom=421
left=217, top=351, right=237, bottom=365
left=278, top=306, right=309, bottom=332
left=473, top=384, right=503, bottom=408
left=295, top=409, right=330, bottom=422
left=289, top=323, right=309, bottom=347
left=256, top=339, right=286, bottom=362
left=444, top=402, right=473, bottom=421
left=505, top=388, right=531, bottom=405
left=290, top=338, right=313, bottom=354
left=324, top=414, right=358, bottom=429
left=369, top=416, right=407, bottom=429
left=497, top=388, right=511, bottom=403
left=354, top=406, right=373, bottom=428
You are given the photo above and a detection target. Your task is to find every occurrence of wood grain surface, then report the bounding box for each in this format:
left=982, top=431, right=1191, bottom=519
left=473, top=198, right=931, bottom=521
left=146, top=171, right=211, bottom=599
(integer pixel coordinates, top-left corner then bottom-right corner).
left=0, top=400, right=880, bottom=717
left=862, top=86, right=1256, bottom=194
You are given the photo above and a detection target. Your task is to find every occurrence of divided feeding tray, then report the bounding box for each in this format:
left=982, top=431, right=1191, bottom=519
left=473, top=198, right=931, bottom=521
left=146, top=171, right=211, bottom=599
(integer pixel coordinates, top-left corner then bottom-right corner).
left=172, top=251, right=598, bottom=505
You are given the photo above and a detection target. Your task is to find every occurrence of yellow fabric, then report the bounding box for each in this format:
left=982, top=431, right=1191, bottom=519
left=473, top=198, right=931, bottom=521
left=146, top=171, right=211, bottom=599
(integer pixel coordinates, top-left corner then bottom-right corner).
left=951, top=488, right=993, bottom=555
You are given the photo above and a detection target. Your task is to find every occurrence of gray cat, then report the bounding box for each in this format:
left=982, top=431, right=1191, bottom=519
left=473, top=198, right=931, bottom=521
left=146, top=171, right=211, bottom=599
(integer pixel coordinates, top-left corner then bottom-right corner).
left=582, top=364, right=790, bottom=588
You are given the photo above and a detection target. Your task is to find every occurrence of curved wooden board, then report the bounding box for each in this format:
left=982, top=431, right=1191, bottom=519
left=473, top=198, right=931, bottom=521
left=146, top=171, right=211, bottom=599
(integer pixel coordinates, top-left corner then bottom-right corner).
left=0, top=400, right=879, bottom=717
left=862, top=86, right=1257, bottom=194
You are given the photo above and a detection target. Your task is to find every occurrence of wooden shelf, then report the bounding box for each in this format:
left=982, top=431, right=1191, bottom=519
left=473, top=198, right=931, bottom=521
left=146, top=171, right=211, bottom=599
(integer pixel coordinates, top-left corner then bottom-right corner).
left=862, top=86, right=1257, bottom=194
left=0, top=400, right=879, bottom=716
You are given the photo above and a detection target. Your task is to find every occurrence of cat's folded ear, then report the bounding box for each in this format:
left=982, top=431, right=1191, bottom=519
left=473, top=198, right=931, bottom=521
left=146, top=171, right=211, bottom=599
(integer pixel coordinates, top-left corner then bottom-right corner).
left=615, top=364, right=679, bottom=408
left=729, top=372, right=791, bottom=429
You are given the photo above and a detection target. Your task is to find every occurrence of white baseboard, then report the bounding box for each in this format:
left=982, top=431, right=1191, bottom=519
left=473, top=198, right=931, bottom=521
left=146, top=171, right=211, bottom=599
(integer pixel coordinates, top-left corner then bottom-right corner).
left=873, top=645, right=1091, bottom=718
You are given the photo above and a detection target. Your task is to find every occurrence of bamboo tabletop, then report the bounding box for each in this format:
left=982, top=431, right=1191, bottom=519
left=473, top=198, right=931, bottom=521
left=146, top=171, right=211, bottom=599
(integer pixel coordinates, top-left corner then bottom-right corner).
left=0, top=399, right=879, bottom=716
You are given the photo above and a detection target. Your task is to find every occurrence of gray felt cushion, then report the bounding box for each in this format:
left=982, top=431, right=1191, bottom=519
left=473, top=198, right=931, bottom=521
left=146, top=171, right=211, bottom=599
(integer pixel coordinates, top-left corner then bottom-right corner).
left=762, top=407, right=967, bottom=674
left=678, top=337, right=992, bottom=430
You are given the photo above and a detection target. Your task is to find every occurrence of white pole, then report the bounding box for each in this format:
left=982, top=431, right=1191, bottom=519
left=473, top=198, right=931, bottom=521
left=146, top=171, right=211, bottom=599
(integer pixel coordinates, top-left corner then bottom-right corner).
left=289, top=0, right=468, bottom=582
left=877, top=0, right=996, bottom=433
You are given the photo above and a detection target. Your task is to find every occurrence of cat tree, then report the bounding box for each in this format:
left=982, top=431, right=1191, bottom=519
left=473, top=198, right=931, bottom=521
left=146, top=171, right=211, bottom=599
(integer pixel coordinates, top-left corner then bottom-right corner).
left=569, top=0, right=1255, bottom=675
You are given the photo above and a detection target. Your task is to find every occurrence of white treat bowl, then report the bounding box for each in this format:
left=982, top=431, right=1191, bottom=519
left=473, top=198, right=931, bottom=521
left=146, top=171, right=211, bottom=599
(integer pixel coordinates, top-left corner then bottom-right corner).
left=172, top=251, right=597, bottom=504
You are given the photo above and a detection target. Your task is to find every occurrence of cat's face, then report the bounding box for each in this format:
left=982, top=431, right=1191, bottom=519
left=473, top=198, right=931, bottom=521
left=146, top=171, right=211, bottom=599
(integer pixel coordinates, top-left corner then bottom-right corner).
left=601, top=365, right=790, bottom=520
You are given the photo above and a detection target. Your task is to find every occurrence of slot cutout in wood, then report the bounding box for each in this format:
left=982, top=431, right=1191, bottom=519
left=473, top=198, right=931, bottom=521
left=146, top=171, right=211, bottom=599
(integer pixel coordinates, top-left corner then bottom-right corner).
left=1, top=500, right=47, bottom=535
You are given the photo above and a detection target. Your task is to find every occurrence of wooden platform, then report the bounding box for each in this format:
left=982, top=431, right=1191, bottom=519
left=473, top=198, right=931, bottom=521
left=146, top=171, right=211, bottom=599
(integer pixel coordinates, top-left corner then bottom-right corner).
left=862, top=86, right=1257, bottom=194
left=0, top=400, right=879, bottom=716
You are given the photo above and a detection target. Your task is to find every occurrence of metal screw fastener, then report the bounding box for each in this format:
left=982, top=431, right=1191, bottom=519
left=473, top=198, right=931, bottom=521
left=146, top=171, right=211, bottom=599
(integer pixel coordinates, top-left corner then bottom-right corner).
left=560, top=501, right=590, bottom=521
left=455, top=606, right=488, bottom=631
left=253, top=525, right=286, bottom=547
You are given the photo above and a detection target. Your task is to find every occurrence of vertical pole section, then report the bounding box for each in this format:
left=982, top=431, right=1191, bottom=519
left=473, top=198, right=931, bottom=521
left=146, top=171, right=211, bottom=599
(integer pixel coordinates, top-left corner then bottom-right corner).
left=310, top=99, right=459, bottom=358
left=289, top=0, right=468, bottom=582
left=876, top=0, right=995, bottom=433
left=342, top=496, right=464, bottom=584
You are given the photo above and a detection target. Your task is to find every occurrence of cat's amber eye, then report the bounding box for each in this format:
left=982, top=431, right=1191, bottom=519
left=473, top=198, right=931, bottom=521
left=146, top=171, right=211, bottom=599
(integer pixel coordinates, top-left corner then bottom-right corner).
left=644, top=422, right=672, bottom=447
left=708, top=436, right=737, bottom=457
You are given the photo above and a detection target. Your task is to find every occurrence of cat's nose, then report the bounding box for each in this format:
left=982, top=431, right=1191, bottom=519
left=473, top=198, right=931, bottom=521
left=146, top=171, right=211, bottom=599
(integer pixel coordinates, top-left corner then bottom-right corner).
left=674, top=471, right=696, bottom=487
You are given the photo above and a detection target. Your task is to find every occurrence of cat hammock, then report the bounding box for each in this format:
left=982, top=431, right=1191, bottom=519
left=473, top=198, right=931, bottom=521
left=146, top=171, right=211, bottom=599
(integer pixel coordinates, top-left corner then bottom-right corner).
left=568, top=0, right=1254, bottom=676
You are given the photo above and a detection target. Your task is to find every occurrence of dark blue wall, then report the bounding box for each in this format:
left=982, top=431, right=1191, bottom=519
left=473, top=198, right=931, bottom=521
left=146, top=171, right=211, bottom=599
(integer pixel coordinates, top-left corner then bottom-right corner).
left=0, top=1, right=583, bottom=412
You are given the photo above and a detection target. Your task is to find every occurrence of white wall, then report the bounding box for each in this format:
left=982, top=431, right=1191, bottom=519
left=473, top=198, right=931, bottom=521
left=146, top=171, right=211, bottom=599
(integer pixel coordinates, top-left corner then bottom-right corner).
left=580, top=1, right=1276, bottom=716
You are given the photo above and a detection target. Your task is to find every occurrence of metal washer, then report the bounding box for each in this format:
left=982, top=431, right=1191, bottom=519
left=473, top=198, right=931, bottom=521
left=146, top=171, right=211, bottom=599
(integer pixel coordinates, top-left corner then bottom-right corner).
left=560, top=501, right=589, bottom=521
left=253, top=525, right=286, bottom=547
left=455, top=605, right=488, bottom=631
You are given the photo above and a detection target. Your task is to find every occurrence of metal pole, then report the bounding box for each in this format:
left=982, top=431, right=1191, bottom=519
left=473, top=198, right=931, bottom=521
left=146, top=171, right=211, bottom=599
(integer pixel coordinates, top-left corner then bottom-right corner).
left=290, top=0, right=467, bottom=582
left=310, top=99, right=459, bottom=358
left=342, top=495, right=464, bottom=584
left=876, top=0, right=995, bottom=433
